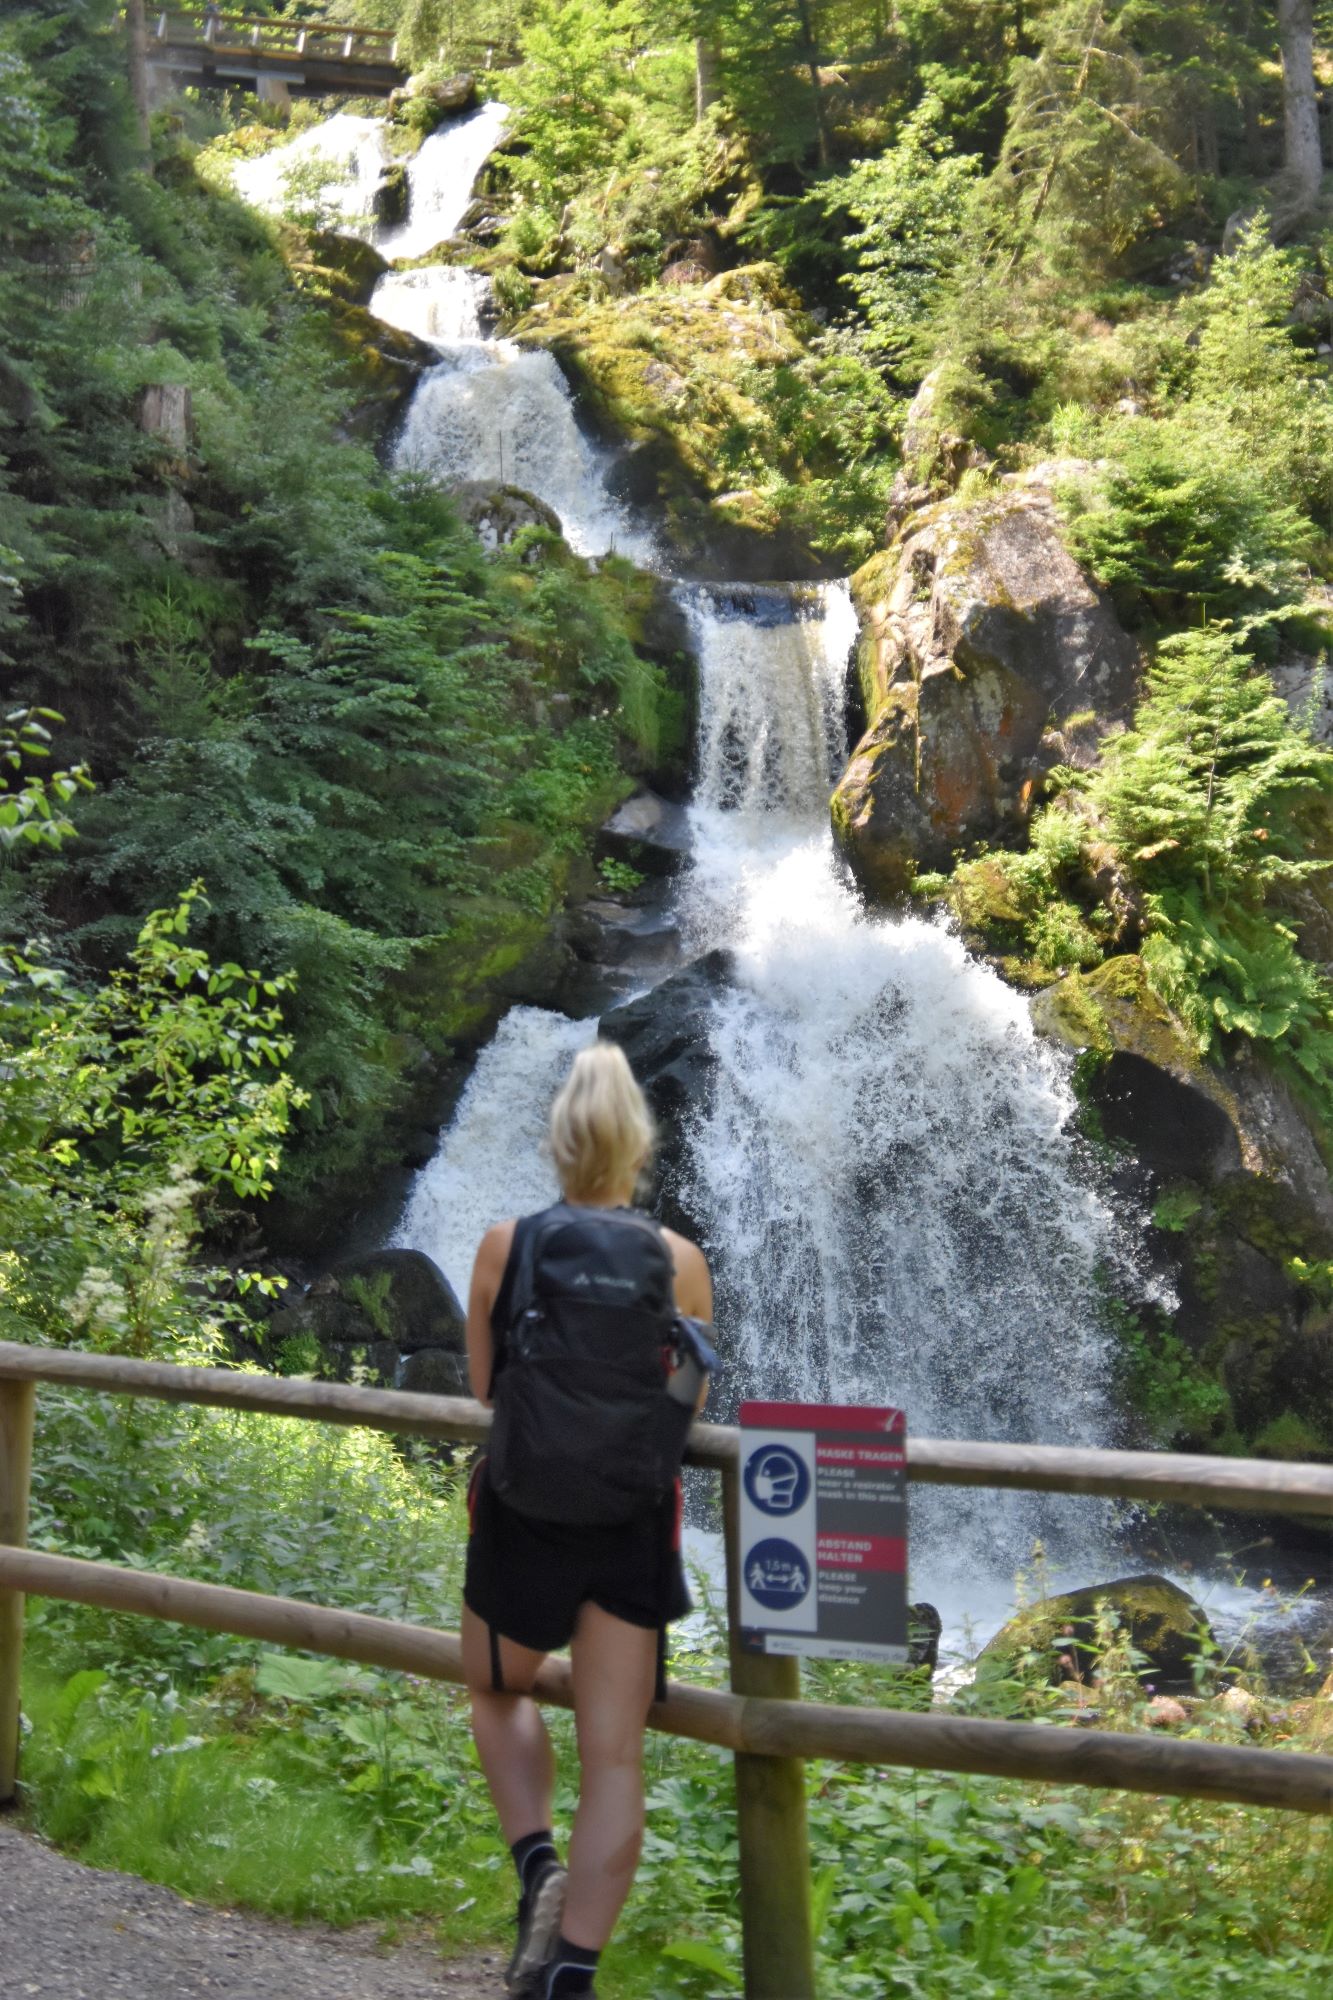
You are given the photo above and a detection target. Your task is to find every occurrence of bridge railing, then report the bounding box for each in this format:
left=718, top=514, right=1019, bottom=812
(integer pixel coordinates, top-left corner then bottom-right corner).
left=1, top=1340, right=1329, bottom=1998
left=153, top=10, right=402, bottom=63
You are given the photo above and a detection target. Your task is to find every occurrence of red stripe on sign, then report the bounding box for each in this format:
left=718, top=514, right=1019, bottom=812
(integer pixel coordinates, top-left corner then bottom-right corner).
left=816, top=1535, right=907, bottom=1573
left=740, top=1402, right=905, bottom=1433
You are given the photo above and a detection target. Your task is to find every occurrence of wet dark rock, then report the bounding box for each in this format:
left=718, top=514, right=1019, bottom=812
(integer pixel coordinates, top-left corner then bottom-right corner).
left=600, top=950, right=736, bottom=1237
left=263, top=1248, right=466, bottom=1389
left=908, top=1601, right=942, bottom=1673
left=397, top=1346, right=470, bottom=1398
left=329, top=1248, right=465, bottom=1353
left=1096, top=1052, right=1241, bottom=1182
left=599, top=789, right=693, bottom=877
left=373, top=160, right=410, bottom=230
left=979, top=1574, right=1212, bottom=1692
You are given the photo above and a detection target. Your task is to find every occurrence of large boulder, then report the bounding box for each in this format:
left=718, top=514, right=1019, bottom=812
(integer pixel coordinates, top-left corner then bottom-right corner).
left=390, top=72, right=478, bottom=123
left=598, top=789, right=692, bottom=877
left=324, top=303, right=438, bottom=436
left=832, top=475, right=1141, bottom=901
left=372, top=160, right=410, bottom=230
left=1032, top=956, right=1333, bottom=1457
left=599, top=950, right=735, bottom=1236
left=299, top=231, right=390, bottom=306
left=264, top=1248, right=467, bottom=1392
left=1031, top=958, right=1242, bottom=1182
left=978, top=1574, right=1212, bottom=1692
left=450, top=481, right=561, bottom=549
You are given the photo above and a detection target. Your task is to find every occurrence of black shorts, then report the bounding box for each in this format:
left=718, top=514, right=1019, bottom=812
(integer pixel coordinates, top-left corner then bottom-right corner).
left=463, top=1457, right=691, bottom=1655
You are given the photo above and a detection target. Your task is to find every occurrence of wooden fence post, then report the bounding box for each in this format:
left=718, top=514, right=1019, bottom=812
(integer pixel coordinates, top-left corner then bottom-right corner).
left=722, top=1460, right=816, bottom=2000
left=0, top=1379, right=36, bottom=1806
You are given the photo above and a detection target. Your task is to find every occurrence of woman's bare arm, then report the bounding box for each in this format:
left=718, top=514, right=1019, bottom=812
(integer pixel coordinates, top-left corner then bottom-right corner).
left=465, top=1219, right=516, bottom=1408
left=663, top=1227, right=714, bottom=1409
left=663, top=1228, right=713, bottom=1321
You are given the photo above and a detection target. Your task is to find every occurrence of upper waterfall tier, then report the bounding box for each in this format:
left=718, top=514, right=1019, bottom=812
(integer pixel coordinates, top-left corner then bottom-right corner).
left=227, top=102, right=510, bottom=259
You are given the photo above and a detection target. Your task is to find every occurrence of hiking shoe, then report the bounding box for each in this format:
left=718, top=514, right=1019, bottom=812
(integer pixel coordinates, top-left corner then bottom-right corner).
left=505, top=1861, right=567, bottom=1996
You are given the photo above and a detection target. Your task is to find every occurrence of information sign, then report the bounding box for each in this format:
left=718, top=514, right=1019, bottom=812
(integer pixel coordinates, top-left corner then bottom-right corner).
left=737, top=1401, right=908, bottom=1664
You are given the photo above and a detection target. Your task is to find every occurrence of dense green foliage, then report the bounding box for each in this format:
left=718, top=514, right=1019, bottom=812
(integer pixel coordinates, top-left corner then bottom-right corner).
left=0, top=2, right=675, bottom=1217
left=936, top=630, right=1333, bottom=1122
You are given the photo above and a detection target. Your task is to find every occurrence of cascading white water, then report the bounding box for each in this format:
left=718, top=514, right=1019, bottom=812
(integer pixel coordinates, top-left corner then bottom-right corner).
left=227, top=111, right=389, bottom=230
left=372, top=266, right=491, bottom=344
left=389, top=330, right=654, bottom=562
left=373, top=260, right=652, bottom=559
left=226, top=101, right=509, bottom=254
left=231, top=105, right=653, bottom=559
left=230, top=106, right=1291, bottom=1654
left=376, top=101, right=512, bottom=259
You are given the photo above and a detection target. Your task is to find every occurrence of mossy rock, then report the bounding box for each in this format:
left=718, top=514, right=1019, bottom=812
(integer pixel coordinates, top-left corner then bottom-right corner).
left=373, top=160, right=410, bottom=229
left=978, top=1575, right=1212, bottom=1692
left=513, top=281, right=829, bottom=573
left=1032, top=958, right=1243, bottom=1181
left=292, top=230, right=390, bottom=306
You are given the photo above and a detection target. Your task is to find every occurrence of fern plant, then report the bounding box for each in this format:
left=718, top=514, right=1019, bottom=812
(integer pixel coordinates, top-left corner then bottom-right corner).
left=1087, top=627, right=1333, bottom=1109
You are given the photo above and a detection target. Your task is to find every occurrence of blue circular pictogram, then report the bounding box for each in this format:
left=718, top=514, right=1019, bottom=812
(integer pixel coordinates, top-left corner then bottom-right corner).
left=744, top=1537, right=812, bottom=1611
left=743, top=1445, right=810, bottom=1517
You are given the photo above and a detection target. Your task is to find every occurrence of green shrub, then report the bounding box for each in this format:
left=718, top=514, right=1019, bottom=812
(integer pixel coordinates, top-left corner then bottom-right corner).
left=1086, top=627, right=1333, bottom=1109
left=1056, top=418, right=1315, bottom=629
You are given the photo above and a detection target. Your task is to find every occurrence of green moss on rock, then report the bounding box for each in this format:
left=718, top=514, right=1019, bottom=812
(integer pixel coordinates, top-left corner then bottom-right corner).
left=978, top=1575, right=1212, bottom=1692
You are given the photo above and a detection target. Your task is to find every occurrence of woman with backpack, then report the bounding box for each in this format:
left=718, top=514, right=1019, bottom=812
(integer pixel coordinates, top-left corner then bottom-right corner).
left=462, top=1041, right=716, bottom=2000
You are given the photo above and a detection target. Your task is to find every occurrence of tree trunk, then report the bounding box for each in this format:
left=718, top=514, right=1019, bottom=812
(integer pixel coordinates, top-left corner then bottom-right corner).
left=792, top=0, right=830, bottom=168
left=1277, top=0, right=1322, bottom=201
left=694, top=37, right=720, bottom=122
left=126, top=0, right=153, bottom=161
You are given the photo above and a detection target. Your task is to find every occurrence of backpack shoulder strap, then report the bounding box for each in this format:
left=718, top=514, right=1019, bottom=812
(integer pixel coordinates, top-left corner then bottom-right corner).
left=505, top=1209, right=549, bottom=1327
left=488, top=1208, right=552, bottom=1394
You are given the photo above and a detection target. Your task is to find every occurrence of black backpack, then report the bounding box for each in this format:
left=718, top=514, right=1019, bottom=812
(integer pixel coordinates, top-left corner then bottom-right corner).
left=488, top=1203, right=707, bottom=1527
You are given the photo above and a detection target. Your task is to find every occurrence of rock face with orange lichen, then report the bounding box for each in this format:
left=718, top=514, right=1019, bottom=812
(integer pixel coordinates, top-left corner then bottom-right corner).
left=831, top=474, right=1141, bottom=900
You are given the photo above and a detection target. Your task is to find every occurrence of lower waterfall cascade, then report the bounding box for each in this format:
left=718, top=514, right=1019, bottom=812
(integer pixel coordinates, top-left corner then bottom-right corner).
left=239, top=102, right=1186, bottom=1640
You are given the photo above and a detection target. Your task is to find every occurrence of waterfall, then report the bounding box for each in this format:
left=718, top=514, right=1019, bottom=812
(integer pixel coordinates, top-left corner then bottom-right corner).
left=376, top=101, right=512, bottom=260
left=372, top=266, right=491, bottom=344
left=228, top=111, right=388, bottom=230
left=388, top=333, right=654, bottom=563
left=232, top=105, right=1155, bottom=1631
left=230, top=105, right=653, bottom=559
left=674, top=583, right=1136, bottom=1597
left=226, top=101, right=509, bottom=253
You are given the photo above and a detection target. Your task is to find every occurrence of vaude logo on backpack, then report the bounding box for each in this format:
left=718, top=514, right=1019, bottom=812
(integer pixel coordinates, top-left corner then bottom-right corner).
left=488, top=1204, right=713, bottom=1527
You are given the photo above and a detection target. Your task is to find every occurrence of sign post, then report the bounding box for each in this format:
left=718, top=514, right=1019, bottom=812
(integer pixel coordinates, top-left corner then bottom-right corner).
left=738, top=1402, right=908, bottom=1664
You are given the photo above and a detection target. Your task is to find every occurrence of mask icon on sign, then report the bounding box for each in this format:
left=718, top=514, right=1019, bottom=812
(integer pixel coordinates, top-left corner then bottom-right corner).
left=749, top=1448, right=804, bottom=1514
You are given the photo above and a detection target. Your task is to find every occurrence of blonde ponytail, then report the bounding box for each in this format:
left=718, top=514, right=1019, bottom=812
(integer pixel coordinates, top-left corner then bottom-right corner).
left=550, top=1042, right=654, bottom=1203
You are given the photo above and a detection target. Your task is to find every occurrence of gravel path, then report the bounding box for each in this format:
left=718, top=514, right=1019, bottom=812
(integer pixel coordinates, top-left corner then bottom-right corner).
left=0, top=1821, right=506, bottom=1999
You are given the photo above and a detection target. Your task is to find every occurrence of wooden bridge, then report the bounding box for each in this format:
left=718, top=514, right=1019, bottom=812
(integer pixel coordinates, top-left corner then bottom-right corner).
left=145, top=9, right=411, bottom=99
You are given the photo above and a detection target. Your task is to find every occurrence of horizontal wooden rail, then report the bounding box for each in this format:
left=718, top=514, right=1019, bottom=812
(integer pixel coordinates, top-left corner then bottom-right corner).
left=2, top=1343, right=1330, bottom=1514
left=155, top=11, right=401, bottom=43
left=3, top=1546, right=1328, bottom=1815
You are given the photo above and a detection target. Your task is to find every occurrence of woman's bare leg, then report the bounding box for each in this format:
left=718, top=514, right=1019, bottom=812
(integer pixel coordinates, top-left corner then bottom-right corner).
left=562, top=1602, right=657, bottom=1949
left=462, top=1604, right=556, bottom=1844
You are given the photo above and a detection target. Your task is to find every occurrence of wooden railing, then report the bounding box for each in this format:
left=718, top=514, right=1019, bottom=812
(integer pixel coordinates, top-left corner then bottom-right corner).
left=1, top=1340, right=1329, bottom=1998
left=146, top=9, right=520, bottom=72
left=153, top=10, right=402, bottom=63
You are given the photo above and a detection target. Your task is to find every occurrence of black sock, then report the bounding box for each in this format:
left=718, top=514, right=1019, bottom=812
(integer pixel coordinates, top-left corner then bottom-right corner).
left=545, top=1936, right=600, bottom=1996
left=511, top=1829, right=558, bottom=1900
